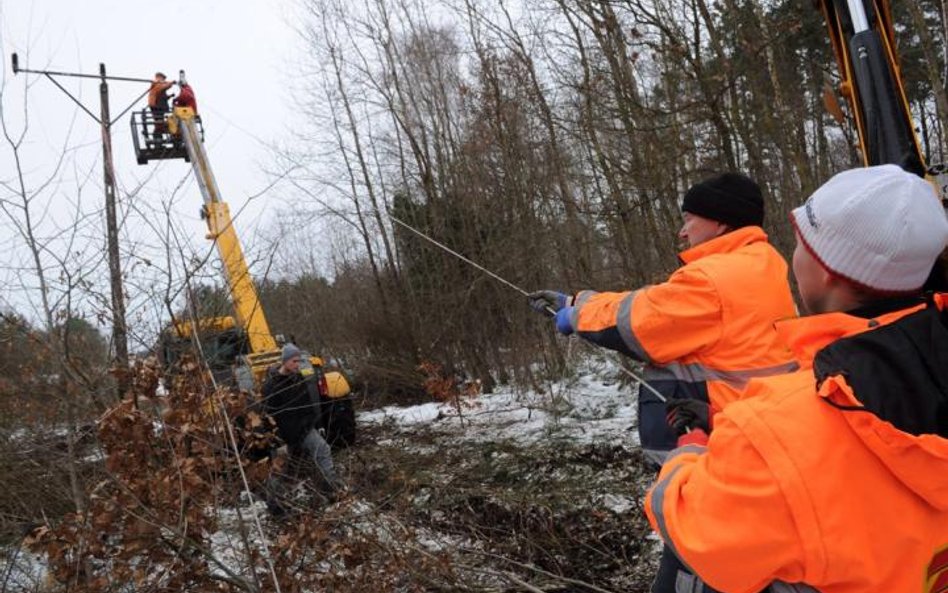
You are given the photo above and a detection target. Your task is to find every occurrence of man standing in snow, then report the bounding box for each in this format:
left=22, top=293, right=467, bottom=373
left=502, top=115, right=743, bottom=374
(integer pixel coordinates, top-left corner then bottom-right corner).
left=530, top=172, right=797, bottom=592
left=262, top=344, right=341, bottom=511
left=645, top=164, right=948, bottom=592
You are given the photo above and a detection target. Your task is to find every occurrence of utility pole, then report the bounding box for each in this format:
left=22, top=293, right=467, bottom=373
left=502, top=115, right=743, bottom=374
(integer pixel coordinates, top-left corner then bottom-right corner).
left=11, top=53, right=151, bottom=400
left=98, top=64, right=130, bottom=397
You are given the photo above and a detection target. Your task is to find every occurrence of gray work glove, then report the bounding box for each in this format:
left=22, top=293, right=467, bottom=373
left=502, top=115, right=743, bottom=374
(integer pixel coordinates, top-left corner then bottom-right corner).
left=528, top=290, right=572, bottom=317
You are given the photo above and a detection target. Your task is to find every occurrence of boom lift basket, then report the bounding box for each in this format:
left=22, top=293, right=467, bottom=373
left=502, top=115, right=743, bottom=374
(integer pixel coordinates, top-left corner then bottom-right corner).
left=130, top=109, right=204, bottom=165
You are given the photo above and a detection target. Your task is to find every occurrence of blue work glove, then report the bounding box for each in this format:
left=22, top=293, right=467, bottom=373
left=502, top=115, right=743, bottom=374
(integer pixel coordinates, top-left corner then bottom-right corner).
left=555, top=307, right=575, bottom=335
left=528, top=290, right=572, bottom=316
left=665, top=398, right=711, bottom=436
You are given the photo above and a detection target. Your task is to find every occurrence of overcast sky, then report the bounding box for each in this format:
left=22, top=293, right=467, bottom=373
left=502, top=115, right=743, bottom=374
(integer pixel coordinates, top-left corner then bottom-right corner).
left=1, top=0, right=300, bottom=219
left=1, top=0, right=308, bottom=327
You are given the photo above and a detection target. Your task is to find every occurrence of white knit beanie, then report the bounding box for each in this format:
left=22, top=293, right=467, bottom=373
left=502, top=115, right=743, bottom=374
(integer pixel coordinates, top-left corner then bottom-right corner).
left=791, top=164, right=948, bottom=293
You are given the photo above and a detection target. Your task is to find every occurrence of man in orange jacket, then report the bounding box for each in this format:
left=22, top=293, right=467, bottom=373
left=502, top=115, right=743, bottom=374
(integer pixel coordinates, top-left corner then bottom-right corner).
left=645, top=164, right=948, bottom=593
left=531, top=172, right=797, bottom=592
left=147, top=72, right=174, bottom=136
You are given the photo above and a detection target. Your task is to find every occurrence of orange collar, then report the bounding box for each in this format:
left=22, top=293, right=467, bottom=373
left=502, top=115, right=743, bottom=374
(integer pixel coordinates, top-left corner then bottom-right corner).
left=775, top=302, right=930, bottom=369
left=679, top=226, right=768, bottom=264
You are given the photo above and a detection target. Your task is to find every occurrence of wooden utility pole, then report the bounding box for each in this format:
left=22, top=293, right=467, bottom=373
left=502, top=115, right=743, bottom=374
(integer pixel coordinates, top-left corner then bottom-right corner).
left=98, top=63, right=130, bottom=397
left=11, top=54, right=152, bottom=400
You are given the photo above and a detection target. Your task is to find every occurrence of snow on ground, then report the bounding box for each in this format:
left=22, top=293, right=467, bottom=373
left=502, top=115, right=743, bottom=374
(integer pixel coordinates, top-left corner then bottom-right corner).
left=198, top=360, right=647, bottom=589
left=207, top=499, right=274, bottom=579
left=0, top=546, right=49, bottom=592
left=346, top=357, right=662, bottom=590
left=361, top=358, right=640, bottom=449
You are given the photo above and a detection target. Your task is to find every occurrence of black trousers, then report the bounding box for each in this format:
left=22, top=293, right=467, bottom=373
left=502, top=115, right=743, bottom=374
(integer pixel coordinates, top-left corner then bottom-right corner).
left=652, top=545, right=779, bottom=592
left=651, top=544, right=721, bottom=593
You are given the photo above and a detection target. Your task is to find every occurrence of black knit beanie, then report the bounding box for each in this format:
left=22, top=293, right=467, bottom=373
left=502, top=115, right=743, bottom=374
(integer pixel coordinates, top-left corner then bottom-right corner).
left=681, top=172, right=764, bottom=228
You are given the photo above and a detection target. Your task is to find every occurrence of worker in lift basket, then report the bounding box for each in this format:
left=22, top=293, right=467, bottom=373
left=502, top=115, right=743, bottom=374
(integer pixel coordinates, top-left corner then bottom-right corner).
left=147, top=72, right=173, bottom=136
left=531, top=173, right=798, bottom=592
left=645, top=164, right=948, bottom=593
left=173, top=81, right=198, bottom=114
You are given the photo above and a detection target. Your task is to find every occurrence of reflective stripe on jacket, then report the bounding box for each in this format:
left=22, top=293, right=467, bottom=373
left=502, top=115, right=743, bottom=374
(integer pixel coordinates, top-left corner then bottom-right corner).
left=645, top=295, right=948, bottom=593
left=571, top=226, right=797, bottom=453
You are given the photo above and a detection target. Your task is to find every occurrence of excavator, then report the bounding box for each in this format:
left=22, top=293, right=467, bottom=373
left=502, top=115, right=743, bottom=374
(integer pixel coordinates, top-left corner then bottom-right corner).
left=817, top=0, right=940, bottom=181
left=133, top=72, right=356, bottom=448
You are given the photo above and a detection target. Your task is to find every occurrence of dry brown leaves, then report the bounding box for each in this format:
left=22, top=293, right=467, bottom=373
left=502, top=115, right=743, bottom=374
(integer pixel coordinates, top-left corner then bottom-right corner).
left=24, top=355, right=278, bottom=592
left=22, top=355, right=460, bottom=592
left=417, top=360, right=481, bottom=405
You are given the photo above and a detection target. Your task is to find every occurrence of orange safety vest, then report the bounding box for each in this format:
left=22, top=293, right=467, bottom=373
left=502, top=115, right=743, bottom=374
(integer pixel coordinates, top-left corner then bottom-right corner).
left=646, top=294, right=948, bottom=593
left=571, top=226, right=797, bottom=457
left=147, top=80, right=173, bottom=109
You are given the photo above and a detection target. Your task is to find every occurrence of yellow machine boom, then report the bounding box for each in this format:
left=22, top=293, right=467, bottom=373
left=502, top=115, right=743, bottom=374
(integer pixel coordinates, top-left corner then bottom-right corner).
left=172, top=107, right=277, bottom=354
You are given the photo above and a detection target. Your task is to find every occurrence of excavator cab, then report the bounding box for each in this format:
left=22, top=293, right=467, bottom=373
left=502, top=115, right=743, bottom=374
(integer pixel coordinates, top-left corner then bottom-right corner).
left=130, top=108, right=204, bottom=165
left=159, top=320, right=252, bottom=387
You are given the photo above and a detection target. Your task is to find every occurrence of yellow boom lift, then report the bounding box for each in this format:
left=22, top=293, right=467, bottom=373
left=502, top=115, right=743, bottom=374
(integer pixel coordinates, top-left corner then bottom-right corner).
left=132, top=73, right=355, bottom=447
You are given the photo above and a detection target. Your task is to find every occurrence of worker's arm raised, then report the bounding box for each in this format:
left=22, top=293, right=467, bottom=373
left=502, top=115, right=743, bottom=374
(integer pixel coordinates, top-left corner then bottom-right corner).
left=569, top=266, right=723, bottom=362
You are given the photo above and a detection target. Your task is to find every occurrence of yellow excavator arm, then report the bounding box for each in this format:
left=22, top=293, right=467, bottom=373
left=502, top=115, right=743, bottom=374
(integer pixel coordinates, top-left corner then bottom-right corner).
left=172, top=106, right=278, bottom=354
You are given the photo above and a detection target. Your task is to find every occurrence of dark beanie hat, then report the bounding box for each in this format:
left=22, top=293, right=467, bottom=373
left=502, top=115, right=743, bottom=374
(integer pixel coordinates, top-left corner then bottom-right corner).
left=681, top=172, right=764, bottom=228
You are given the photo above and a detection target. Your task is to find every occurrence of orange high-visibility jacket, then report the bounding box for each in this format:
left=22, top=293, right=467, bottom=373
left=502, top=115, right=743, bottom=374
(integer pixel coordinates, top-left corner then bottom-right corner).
left=147, top=80, right=174, bottom=109
left=645, top=295, right=948, bottom=593
left=570, top=226, right=797, bottom=455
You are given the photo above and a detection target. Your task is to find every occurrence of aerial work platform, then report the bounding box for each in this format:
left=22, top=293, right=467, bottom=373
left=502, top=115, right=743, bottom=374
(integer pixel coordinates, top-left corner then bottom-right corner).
left=130, top=108, right=203, bottom=165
